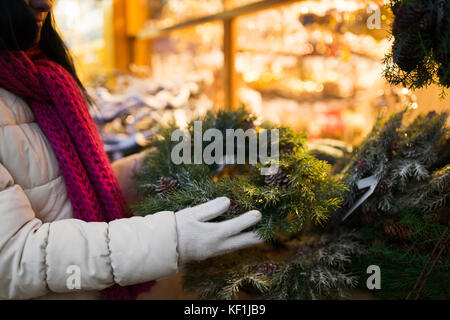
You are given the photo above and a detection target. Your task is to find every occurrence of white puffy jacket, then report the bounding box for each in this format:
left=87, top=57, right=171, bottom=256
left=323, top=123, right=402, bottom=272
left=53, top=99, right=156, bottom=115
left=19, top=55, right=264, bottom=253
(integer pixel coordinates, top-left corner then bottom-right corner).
left=0, top=87, right=179, bottom=300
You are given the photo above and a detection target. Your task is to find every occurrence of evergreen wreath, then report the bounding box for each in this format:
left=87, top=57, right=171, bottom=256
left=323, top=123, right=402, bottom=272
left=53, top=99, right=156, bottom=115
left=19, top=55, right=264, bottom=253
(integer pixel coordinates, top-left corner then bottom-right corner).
left=132, top=107, right=366, bottom=299
left=383, top=0, right=450, bottom=92
left=335, top=109, right=449, bottom=300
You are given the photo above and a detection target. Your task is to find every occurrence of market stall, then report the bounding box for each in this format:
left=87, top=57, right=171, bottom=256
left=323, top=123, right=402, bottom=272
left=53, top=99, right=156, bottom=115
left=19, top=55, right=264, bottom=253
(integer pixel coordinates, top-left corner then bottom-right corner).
left=54, top=0, right=449, bottom=151
left=51, top=0, right=449, bottom=300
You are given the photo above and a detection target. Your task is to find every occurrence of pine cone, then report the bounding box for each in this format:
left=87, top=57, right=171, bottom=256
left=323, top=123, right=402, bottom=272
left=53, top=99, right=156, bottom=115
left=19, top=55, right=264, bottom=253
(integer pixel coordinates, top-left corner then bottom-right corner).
left=355, top=158, right=370, bottom=174
left=242, top=117, right=256, bottom=130
left=257, top=261, right=280, bottom=277
left=384, top=219, right=413, bottom=242
left=264, top=168, right=290, bottom=188
left=375, top=180, right=389, bottom=195
left=155, top=177, right=180, bottom=195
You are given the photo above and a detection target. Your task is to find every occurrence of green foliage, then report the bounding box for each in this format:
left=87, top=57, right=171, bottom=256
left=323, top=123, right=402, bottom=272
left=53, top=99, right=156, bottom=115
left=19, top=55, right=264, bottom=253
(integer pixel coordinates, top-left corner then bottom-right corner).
left=337, top=109, right=449, bottom=215
left=133, top=107, right=449, bottom=300
left=384, top=0, right=450, bottom=90
left=403, top=164, right=450, bottom=212
left=133, top=107, right=346, bottom=242
left=181, top=244, right=272, bottom=300
left=352, top=208, right=450, bottom=300
left=265, top=232, right=366, bottom=300
left=335, top=109, right=449, bottom=300
left=132, top=107, right=362, bottom=299
left=182, top=231, right=365, bottom=300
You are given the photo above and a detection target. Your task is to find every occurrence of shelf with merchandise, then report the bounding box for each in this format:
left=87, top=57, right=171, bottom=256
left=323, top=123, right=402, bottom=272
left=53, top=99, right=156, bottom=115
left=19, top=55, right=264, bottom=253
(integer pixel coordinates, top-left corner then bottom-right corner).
left=131, top=0, right=403, bottom=146
left=72, top=0, right=416, bottom=156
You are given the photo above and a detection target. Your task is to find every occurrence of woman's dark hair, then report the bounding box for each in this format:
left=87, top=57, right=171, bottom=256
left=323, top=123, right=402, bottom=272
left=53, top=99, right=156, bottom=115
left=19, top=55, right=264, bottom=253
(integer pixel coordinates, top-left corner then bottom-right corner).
left=0, top=0, right=91, bottom=103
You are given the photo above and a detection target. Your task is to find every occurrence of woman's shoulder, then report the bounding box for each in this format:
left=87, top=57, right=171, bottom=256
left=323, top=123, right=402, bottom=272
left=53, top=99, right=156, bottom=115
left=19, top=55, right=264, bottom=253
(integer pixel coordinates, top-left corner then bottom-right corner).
left=0, top=87, right=35, bottom=127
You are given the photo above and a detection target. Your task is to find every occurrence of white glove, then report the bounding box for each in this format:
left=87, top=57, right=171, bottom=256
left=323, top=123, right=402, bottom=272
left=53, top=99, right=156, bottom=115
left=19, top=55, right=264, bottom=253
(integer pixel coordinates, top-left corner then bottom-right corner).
left=175, top=197, right=263, bottom=263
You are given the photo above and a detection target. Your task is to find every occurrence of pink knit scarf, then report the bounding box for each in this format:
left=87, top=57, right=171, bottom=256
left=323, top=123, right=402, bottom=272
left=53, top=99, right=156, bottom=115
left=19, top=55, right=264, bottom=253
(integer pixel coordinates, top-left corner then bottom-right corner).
left=0, top=49, right=155, bottom=300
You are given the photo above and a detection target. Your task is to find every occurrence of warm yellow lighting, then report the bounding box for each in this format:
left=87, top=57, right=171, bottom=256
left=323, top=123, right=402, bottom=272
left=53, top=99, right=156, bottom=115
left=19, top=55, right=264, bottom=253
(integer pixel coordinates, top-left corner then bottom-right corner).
left=174, top=109, right=188, bottom=129
left=271, top=61, right=283, bottom=73
left=243, top=71, right=260, bottom=83
left=325, top=71, right=339, bottom=82
left=63, top=0, right=80, bottom=21
left=325, top=34, right=334, bottom=44
left=125, top=115, right=135, bottom=124
left=316, top=83, right=324, bottom=92
left=334, top=0, right=360, bottom=12
left=301, top=7, right=309, bottom=14
left=247, top=21, right=256, bottom=30
left=262, top=72, right=273, bottom=82
left=410, top=102, right=418, bottom=109
left=402, top=88, right=409, bottom=95
left=304, top=81, right=316, bottom=92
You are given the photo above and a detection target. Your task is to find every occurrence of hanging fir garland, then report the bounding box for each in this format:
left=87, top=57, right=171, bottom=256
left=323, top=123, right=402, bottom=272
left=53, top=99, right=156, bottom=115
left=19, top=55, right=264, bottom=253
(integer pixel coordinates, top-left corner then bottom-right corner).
left=384, top=0, right=450, bottom=90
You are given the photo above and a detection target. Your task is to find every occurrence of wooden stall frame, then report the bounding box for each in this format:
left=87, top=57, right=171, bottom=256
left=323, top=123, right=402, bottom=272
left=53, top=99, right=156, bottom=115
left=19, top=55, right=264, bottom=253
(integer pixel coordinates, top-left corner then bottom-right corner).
left=137, top=0, right=299, bottom=39
left=113, top=0, right=152, bottom=71
left=117, top=0, right=300, bottom=110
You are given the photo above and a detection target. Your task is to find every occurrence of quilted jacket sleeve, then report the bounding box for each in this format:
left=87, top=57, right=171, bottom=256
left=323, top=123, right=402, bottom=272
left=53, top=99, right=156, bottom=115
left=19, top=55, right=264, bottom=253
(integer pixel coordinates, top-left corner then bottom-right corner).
left=0, top=162, right=179, bottom=300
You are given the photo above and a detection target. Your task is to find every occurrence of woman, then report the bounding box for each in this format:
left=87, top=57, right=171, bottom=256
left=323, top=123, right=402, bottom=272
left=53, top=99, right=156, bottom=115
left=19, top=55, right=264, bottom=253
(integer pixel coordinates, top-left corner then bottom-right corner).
left=0, top=0, right=262, bottom=300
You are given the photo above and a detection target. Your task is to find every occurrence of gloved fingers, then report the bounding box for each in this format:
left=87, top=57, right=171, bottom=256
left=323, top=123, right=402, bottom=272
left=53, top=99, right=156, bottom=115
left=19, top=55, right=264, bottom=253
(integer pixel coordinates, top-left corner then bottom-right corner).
left=217, top=231, right=263, bottom=256
left=191, top=197, right=231, bottom=222
left=217, top=210, right=262, bottom=237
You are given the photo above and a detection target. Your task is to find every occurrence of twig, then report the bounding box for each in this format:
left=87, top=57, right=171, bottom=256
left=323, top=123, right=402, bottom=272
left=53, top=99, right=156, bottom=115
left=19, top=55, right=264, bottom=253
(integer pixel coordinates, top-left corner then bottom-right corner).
left=405, top=227, right=449, bottom=300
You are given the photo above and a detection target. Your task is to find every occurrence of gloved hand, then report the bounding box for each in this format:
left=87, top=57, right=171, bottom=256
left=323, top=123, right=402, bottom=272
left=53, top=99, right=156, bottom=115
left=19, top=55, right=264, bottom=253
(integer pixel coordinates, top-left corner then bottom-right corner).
left=175, top=197, right=263, bottom=263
